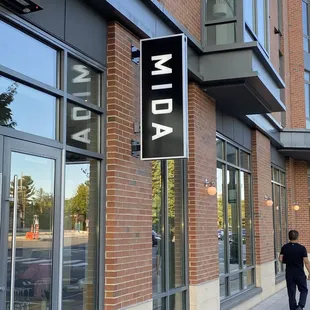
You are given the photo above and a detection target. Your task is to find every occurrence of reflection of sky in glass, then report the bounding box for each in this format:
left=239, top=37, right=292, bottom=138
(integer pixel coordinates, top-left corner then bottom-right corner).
left=0, top=20, right=57, bottom=87
left=0, top=77, right=56, bottom=139
left=66, top=163, right=89, bottom=199
left=11, top=152, right=55, bottom=197
left=11, top=153, right=89, bottom=199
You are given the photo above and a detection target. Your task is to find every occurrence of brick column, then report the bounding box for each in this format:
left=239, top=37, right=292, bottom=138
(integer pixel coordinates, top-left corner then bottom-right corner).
left=252, top=130, right=275, bottom=298
left=187, top=83, right=218, bottom=309
left=287, top=0, right=305, bottom=128
left=105, top=22, right=152, bottom=310
left=287, top=160, right=310, bottom=250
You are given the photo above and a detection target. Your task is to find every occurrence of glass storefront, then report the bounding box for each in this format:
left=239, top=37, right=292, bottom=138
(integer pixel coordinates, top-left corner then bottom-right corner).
left=272, top=166, right=287, bottom=276
left=216, top=137, right=254, bottom=299
left=152, top=160, right=187, bottom=310
left=0, top=17, right=104, bottom=310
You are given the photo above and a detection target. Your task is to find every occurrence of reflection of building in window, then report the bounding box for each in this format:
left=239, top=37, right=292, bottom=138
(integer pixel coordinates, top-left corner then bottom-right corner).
left=152, top=160, right=187, bottom=309
left=216, top=137, right=254, bottom=298
left=63, top=152, right=99, bottom=309
left=272, top=166, right=287, bottom=276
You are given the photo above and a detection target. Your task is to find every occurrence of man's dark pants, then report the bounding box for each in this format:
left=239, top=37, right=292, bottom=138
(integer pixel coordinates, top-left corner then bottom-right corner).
left=286, top=273, right=308, bottom=310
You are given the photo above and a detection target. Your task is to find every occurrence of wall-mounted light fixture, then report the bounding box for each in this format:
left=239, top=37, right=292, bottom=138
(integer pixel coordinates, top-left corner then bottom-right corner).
left=264, top=195, right=273, bottom=207
left=204, top=179, right=217, bottom=196
left=1, top=0, right=43, bottom=14
left=212, top=0, right=228, bottom=17
left=293, top=203, right=300, bottom=211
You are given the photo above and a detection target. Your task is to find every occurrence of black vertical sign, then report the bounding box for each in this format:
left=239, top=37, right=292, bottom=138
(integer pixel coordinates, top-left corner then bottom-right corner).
left=140, top=34, right=188, bottom=160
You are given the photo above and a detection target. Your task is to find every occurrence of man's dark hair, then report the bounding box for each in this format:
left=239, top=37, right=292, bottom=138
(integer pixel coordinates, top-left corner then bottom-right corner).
left=289, top=230, right=299, bottom=241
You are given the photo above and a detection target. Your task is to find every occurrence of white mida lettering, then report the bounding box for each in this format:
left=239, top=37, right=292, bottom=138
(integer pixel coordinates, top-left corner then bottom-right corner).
left=151, top=83, right=172, bottom=90
left=71, top=128, right=91, bottom=144
left=152, top=99, right=173, bottom=115
left=151, top=54, right=172, bottom=75
left=72, top=107, right=91, bottom=121
left=72, top=65, right=91, bottom=83
left=152, top=123, right=173, bottom=141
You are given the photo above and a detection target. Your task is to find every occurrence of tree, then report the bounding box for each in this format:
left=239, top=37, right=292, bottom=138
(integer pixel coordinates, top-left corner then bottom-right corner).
left=65, top=182, right=89, bottom=230
left=0, top=81, right=18, bottom=128
left=152, top=161, right=162, bottom=227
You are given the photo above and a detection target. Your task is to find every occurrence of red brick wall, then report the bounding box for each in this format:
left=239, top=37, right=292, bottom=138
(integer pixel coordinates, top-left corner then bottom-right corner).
left=187, top=83, right=218, bottom=284
left=105, top=22, right=153, bottom=309
left=287, top=160, right=310, bottom=250
left=287, top=0, right=305, bottom=128
left=252, top=130, right=274, bottom=264
left=157, top=0, right=201, bottom=42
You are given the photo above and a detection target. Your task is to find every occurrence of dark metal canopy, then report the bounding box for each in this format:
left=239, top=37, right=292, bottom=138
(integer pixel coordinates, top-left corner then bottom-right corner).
left=200, top=42, right=286, bottom=115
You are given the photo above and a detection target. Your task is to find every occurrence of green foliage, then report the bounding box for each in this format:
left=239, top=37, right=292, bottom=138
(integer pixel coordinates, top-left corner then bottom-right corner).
left=0, top=81, right=18, bottom=128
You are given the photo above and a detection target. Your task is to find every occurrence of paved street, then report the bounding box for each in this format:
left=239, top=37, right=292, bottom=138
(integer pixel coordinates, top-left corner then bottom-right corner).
left=252, top=288, right=310, bottom=310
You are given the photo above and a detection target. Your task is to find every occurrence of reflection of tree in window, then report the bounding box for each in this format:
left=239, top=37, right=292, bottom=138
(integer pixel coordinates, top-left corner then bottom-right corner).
left=11, top=175, right=35, bottom=228
left=65, top=179, right=90, bottom=231
left=0, top=81, right=18, bottom=128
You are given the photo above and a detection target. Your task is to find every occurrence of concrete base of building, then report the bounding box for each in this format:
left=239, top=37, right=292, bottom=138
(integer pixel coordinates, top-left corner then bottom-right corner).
left=124, top=300, right=152, bottom=310
left=189, top=278, right=220, bottom=310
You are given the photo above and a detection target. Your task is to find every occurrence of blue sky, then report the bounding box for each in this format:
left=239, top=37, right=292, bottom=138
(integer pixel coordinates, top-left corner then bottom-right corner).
left=11, top=152, right=89, bottom=200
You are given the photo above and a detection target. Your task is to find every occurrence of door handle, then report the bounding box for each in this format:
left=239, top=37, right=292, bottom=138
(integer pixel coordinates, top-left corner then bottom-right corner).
left=9, top=175, right=18, bottom=310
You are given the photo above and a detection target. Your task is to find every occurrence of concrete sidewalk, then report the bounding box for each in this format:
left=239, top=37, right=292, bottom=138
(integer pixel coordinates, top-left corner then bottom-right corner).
left=252, top=288, right=310, bottom=310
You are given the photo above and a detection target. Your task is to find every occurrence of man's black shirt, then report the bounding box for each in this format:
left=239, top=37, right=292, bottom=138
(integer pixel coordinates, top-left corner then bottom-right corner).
left=280, top=242, right=308, bottom=276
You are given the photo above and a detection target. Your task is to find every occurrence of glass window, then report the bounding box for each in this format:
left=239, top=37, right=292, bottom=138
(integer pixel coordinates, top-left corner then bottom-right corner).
left=168, top=160, right=185, bottom=289
left=0, top=20, right=57, bottom=87
left=8, top=152, right=55, bottom=309
left=227, top=144, right=238, bottom=165
left=217, top=162, right=225, bottom=274
left=227, top=166, right=240, bottom=272
left=303, top=1, right=309, bottom=36
left=305, top=72, right=310, bottom=128
left=152, top=160, right=187, bottom=309
left=66, top=102, right=99, bottom=152
left=257, top=0, right=268, bottom=51
left=169, top=292, right=186, bottom=310
left=67, top=57, right=100, bottom=105
left=0, top=76, right=57, bottom=139
left=153, top=298, right=165, bottom=310
left=152, top=161, right=164, bottom=294
left=244, top=0, right=269, bottom=52
left=63, top=152, right=99, bottom=309
left=217, top=138, right=224, bottom=159
left=206, top=23, right=236, bottom=46
left=303, top=0, right=310, bottom=52
left=217, top=137, right=253, bottom=298
left=244, top=0, right=255, bottom=31
left=241, top=172, right=253, bottom=267
left=272, top=167, right=287, bottom=276
left=240, top=151, right=250, bottom=170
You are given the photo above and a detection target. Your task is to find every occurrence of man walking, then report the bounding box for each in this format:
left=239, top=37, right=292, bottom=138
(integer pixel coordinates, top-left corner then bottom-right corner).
left=280, top=230, right=310, bottom=310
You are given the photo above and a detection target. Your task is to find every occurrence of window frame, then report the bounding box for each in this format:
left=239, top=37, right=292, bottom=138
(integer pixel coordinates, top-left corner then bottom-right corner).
left=0, top=8, right=106, bottom=310
left=216, top=134, right=255, bottom=300
left=244, top=0, right=270, bottom=56
left=305, top=70, right=310, bottom=129
left=303, top=0, right=310, bottom=53
left=152, top=159, right=189, bottom=310
left=271, top=165, right=287, bottom=277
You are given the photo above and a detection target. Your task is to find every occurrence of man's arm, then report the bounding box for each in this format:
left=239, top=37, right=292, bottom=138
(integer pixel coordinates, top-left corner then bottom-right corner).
left=279, top=246, right=284, bottom=263
left=304, top=257, right=310, bottom=279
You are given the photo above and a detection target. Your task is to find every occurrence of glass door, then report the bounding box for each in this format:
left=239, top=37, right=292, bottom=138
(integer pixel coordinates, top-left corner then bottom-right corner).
left=0, top=138, right=61, bottom=310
